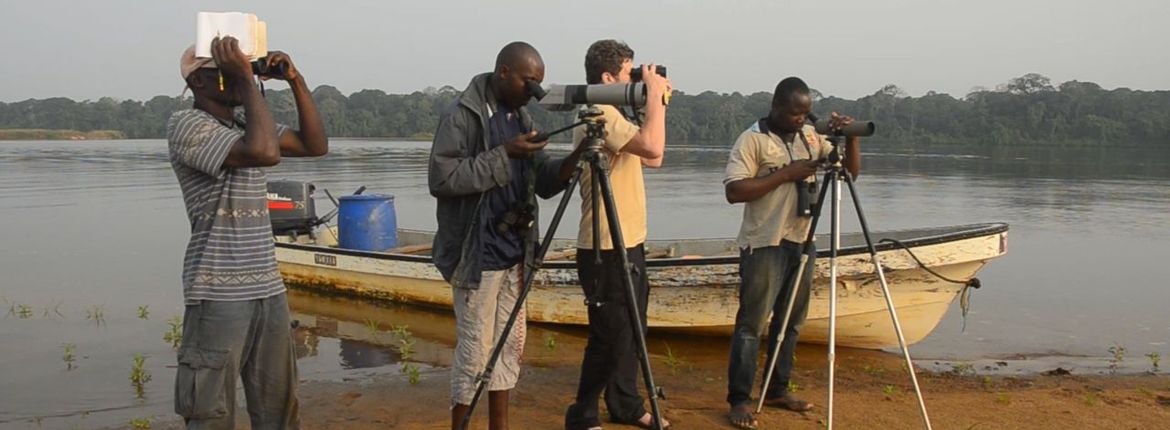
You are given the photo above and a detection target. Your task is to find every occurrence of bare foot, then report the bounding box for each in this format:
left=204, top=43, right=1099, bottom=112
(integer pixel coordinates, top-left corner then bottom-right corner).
left=727, top=405, right=757, bottom=429
left=637, top=412, right=670, bottom=428
left=763, top=394, right=814, bottom=412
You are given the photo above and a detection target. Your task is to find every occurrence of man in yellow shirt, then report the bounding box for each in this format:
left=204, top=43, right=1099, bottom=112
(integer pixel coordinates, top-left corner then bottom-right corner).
left=723, top=77, right=861, bottom=429
left=564, top=39, right=672, bottom=430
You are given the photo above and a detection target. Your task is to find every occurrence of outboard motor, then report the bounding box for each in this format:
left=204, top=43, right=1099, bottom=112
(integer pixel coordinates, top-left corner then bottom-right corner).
left=267, top=180, right=320, bottom=237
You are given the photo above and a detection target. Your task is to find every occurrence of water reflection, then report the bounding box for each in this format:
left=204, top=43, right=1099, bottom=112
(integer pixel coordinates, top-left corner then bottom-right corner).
left=287, top=289, right=450, bottom=380
left=293, top=324, right=399, bottom=371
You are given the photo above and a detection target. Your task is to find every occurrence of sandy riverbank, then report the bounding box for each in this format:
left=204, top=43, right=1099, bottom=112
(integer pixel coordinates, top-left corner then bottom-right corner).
left=134, top=345, right=1169, bottom=429
left=97, top=290, right=1170, bottom=429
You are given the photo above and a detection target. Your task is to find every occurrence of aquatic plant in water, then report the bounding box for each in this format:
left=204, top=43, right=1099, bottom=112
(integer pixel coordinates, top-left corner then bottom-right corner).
left=63, top=343, right=76, bottom=370
left=951, top=362, right=976, bottom=376
left=398, top=337, right=416, bottom=361
left=163, top=316, right=182, bottom=349
left=391, top=324, right=411, bottom=339
left=1146, top=352, right=1161, bottom=372
left=363, top=318, right=380, bottom=336
left=85, top=305, right=105, bottom=326
left=400, top=362, right=421, bottom=385
left=130, top=353, right=152, bottom=399
left=1107, top=343, right=1126, bottom=373
left=137, top=305, right=149, bottom=320
left=43, top=300, right=65, bottom=319
left=129, top=416, right=153, bottom=429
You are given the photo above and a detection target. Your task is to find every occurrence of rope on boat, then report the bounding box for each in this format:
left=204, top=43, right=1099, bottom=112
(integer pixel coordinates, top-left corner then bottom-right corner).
left=878, top=238, right=982, bottom=332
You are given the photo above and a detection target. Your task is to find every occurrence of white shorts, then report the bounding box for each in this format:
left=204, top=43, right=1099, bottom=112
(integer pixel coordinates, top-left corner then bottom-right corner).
left=450, top=265, right=527, bottom=405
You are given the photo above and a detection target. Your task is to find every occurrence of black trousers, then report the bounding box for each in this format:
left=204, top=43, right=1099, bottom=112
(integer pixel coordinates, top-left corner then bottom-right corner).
left=564, top=244, right=650, bottom=429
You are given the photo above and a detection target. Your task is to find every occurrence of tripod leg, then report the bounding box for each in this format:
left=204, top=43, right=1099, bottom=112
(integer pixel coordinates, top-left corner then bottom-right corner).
left=591, top=168, right=602, bottom=266
left=592, top=161, right=665, bottom=430
left=459, top=167, right=584, bottom=430
left=826, top=170, right=841, bottom=430
left=755, top=172, right=831, bottom=414
left=842, top=172, right=933, bottom=430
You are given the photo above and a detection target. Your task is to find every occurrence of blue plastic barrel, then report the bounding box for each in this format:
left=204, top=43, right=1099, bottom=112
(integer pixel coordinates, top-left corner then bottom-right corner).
left=338, top=194, right=398, bottom=251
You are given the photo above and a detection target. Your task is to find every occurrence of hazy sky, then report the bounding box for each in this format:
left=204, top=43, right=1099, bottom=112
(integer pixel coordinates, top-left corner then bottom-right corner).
left=1, top=0, right=1165, bottom=102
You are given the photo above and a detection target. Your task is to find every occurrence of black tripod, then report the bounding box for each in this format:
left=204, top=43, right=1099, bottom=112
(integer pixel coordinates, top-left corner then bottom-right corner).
left=754, top=135, right=932, bottom=430
left=460, top=107, right=666, bottom=430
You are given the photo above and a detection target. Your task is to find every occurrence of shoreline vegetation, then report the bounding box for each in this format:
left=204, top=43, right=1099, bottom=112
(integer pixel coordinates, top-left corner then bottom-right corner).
left=1, top=73, right=1167, bottom=147
left=0, top=131, right=433, bottom=142
left=0, top=129, right=125, bottom=140
left=3, top=135, right=1163, bottom=151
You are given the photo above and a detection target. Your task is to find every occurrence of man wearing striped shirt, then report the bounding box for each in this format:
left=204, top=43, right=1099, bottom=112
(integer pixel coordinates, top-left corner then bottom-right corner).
left=167, top=36, right=327, bottom=429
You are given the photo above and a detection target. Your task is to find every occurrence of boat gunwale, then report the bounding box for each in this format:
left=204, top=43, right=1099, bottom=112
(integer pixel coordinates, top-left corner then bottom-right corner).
left=275, top=222, right=1008, bottom=269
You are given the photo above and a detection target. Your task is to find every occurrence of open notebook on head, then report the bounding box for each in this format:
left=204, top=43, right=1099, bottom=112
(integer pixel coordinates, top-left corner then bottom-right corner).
left=194, top=11, right=267, bottom=60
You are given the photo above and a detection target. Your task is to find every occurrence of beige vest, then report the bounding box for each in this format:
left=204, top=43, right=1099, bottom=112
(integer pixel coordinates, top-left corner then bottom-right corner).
left=723, top=121, right=832, bottom=249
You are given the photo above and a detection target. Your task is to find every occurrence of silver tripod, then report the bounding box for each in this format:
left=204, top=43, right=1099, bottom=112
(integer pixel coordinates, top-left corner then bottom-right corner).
left=755, top=135, right=932, bottom=430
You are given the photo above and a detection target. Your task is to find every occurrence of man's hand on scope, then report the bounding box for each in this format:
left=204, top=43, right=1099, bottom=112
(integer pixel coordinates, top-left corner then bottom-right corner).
left=827, top=112, right=854, bottom=134
left=640, top=63, right=671, bottom=105
left=505, top=131, right=548, bottom=158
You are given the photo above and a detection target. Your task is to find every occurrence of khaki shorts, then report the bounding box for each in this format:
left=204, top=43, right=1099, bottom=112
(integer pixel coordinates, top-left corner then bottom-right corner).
left=450, top=265, right=527, bottom=405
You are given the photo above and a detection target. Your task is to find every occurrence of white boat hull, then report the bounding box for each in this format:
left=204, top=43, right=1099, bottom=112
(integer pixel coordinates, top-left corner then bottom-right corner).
left=275, top=224, right=1008, bottom=349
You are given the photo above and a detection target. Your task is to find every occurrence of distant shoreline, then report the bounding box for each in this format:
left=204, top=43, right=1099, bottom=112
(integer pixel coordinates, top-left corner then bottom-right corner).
left=0, top=133, right=1157, bottom=150
left=0, top=129, right=126, bottom=141
left=0, top=131, right=433, bottom=142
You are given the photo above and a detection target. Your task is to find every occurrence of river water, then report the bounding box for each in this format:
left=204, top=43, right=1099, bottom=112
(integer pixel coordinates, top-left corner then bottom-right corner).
left=1, top=139, right=1167, bottom=428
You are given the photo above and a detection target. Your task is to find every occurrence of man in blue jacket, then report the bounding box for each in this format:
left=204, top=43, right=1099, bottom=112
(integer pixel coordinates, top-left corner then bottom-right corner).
left=428, top=41, right=584, bottom=430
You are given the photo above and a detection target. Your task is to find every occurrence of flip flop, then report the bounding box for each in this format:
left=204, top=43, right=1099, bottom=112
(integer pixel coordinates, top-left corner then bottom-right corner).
left=763, top=394, right=814, bottom=412
left=727, top=407, right=758, bottom=430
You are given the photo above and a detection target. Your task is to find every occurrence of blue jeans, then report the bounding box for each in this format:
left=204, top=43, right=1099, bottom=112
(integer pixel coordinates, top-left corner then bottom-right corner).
left=726, top=241, right=814, bottom=407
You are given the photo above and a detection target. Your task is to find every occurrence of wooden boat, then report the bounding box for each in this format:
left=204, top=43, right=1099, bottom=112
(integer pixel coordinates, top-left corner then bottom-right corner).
left=275, top=223, right=1008, bottom=349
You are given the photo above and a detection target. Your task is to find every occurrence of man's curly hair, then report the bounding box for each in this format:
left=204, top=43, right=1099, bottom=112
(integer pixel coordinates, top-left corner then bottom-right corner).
left=585, top=40, right=634, bottom=85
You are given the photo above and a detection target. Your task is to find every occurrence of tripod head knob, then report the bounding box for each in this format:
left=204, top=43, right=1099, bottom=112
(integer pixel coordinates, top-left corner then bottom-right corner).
left=581, top=105, right=609, bottom=140
left=578, top=106, right=604, bottom=120
left=825, top=135, right=844, bottom=165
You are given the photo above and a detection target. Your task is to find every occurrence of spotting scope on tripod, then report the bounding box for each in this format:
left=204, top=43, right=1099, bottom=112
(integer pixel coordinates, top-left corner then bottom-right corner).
left=752, top=115, right=934, bottom=429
